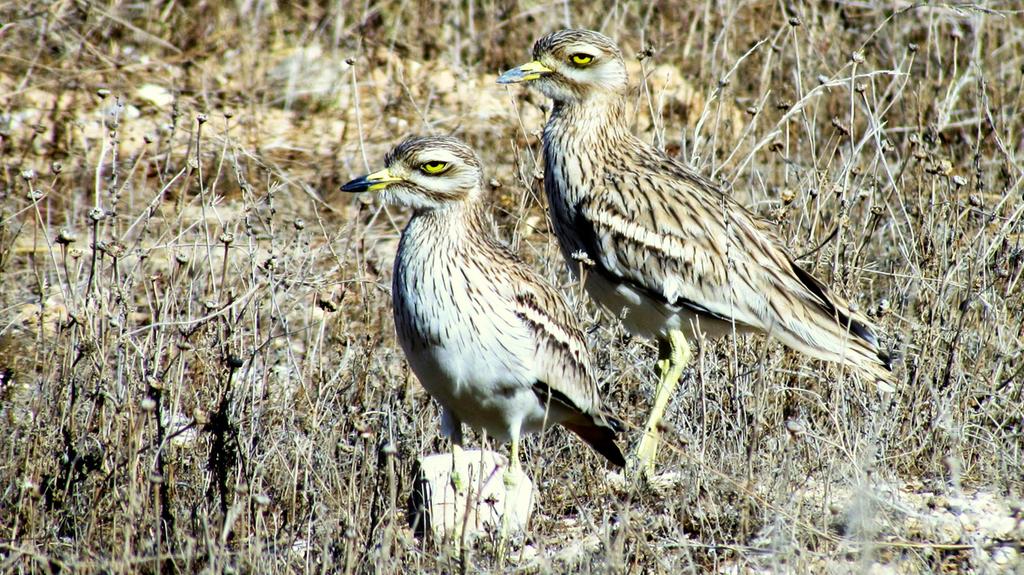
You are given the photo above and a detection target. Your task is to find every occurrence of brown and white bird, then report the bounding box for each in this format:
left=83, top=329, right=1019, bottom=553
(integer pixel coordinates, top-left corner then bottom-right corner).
left=341, top=136, right=626, bottom=480
left=498, top=29, right=894, bottom=475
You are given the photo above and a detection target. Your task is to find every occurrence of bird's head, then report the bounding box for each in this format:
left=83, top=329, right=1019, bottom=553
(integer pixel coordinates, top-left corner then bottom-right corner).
left=497, top=29, right=627, bottom=103
left=341, top=136, right=484, bottom=211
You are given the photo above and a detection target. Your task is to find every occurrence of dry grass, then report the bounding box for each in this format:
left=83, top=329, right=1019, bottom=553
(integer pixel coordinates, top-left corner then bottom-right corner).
left=1, top=1, right=1022, bottom=573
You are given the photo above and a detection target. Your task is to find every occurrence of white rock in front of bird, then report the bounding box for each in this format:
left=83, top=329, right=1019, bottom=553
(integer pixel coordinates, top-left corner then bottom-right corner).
left=408, top=449, right=534, bottom=543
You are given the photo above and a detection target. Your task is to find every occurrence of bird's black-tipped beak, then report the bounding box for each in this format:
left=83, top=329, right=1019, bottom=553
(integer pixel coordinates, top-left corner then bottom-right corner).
left=341, top=168, right=403, bottom=193
left=497, top=60, right=553, bottom=84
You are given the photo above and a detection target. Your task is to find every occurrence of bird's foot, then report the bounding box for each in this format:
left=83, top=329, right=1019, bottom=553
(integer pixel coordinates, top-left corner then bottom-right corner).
left=641, top=470, right=683, bottom=493
left=449, top=469, right=465, bottom=494
left=503, top=468, right=519, bottom=491
left=613, top=463, right=681, bottom=495
left=628, top=429, right=660, bottom=480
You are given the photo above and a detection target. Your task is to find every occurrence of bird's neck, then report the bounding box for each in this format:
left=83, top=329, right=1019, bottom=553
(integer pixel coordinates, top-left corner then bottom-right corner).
left=403, top=195, right=491, bottom=250
left=542, top=94, right=631, bottom=218
left=547, top=95, right=631, bottom=146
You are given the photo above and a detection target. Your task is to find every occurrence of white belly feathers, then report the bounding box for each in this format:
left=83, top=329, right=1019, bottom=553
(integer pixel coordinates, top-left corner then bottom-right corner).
left=392, top=240, right=555, bottom=442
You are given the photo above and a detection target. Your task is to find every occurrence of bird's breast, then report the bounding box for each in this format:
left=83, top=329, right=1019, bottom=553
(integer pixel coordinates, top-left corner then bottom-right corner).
left=542, top=137, right=594, bottom=262
left=391, top=232, right=534, bottom=387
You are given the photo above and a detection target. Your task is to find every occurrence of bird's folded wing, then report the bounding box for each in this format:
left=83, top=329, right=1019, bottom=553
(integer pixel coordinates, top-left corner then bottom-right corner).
left=504, top=263, right=602, bottom=417
left=580, top=167, right=847, bottom=334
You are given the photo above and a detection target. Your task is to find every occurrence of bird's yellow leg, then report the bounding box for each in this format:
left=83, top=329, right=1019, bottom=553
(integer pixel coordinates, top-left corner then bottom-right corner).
left=450, top=442, right=465, bottom=493
left=498, top=435, right=521, bottom=565
left=504, top=435, right=522, bottom=487
left=632, top=329, right=691, bottom=477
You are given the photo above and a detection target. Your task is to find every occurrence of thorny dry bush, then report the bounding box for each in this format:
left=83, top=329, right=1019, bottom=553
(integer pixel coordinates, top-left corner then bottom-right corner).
left=1, top=1, right=1022, bottom=573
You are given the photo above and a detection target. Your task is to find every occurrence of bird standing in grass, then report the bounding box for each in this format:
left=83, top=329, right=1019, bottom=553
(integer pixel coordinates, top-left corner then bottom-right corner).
left=498, top=29, right=893, bottom=477
left=341, top=136, right=626, bottom=484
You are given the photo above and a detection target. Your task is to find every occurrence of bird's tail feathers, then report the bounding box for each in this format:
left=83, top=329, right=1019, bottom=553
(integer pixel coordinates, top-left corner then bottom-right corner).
left=562, top=419, right=626, bottom=467
left=777, top=311, right=896, bottom=391
left=782, top=260, right=896, bottom=390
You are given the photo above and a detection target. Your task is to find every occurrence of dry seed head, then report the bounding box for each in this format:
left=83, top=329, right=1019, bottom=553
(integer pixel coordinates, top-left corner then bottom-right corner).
left=56, top=228, right=77, bottom=245
left=571, top=249, right=596, bottom=268
left=926, top=159, right=953, bottom=175
left=831, top=117, right=850, bottom=136
left=316, top=293, right=340, bottom=312
left=875, top=298, right=891, bottom=317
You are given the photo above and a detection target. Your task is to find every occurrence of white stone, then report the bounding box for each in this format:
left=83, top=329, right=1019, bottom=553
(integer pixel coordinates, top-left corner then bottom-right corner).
left=408, top=449, right=534, bottom=543
left=990, top=546, right=1016, bottom=566
left=135, top=84, right=174, bottom=108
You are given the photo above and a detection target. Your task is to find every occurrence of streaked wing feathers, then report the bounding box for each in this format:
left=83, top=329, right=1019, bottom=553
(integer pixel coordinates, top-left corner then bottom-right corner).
left=582, top=150, right=891, bottom=375
left=506, top=267, right=601, bottom=415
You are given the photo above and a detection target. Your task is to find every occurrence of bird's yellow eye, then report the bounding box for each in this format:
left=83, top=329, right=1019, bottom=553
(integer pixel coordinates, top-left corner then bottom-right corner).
left=570, top=54, right=594, bottom=66
left=420, top=161, right=449, bottom=175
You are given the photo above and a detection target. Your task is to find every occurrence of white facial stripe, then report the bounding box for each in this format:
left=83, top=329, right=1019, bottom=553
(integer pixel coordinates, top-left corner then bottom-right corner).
left=412, top=149, right=462, bottom=168
left=563, top=43, right=600, bottom=60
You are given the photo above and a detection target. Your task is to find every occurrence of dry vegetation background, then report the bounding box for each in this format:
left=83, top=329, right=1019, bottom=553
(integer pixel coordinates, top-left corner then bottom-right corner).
left=1, top=0, right=1023, bottom=573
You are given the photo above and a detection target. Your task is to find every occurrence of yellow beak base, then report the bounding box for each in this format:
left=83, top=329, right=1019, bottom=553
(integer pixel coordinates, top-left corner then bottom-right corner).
left=497, top=61, right=553, bottom=84
left=341, top=168, right=404, bottom=193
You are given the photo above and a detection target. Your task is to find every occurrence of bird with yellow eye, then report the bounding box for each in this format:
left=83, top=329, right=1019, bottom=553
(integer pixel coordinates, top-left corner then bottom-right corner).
left=498, top=29, right=895, bottom=482
left=341, top=135, right=626, bottom=539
